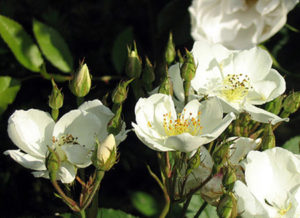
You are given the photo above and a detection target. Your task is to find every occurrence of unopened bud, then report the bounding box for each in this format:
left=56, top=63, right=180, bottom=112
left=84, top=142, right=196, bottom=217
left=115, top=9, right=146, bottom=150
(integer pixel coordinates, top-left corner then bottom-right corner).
left=49, top=79, right=63, bottom=110
left=69, top=62, right=91, bottom=97
left=283, top=91, right=300, bottom=114
left=212, top=142, right=231, bottom=174
left=177, top=50, right=184, bottom=64
left=159, top=77, right=173, bottom=96
left=165, top=32, right=176, bottom=65
left=107, top=104, right=123, bottom=135
left=222, top=167, right=237, bottom=191
left=261, top=124, right=275, bottom=151
left=142, top=57, right=155, bottom=91
left=181, top=49, right=196, bottom=103
left=265, top=95, right=284, bottom=115
left=112, top=79, right=133, bottom=104
left=180, top=49, right=196, bottom=82
left=217, top=192, right=238, bottom=218
left=158, top=65, right=173, bottom=96
left=93, top=134, right=117, bottom=171
left=125, top=41, right=142, bottom=78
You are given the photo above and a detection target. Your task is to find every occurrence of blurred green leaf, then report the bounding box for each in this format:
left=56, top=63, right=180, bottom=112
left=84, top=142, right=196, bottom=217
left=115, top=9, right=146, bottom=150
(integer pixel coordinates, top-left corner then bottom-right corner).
left=0, top=15, right=43, bottom=72
left=282, top=136, right=300, bottom=154
left=112, top=27, right=134, bottom=74
left=33, top=19, right=73, bottom=73
left=97, top=208, right=138, bottom=218
left=131, top=191, right=159, bottom=217
left=184, top=195, right=218, bottom=218
left=0, top=76, right=21, bottom=116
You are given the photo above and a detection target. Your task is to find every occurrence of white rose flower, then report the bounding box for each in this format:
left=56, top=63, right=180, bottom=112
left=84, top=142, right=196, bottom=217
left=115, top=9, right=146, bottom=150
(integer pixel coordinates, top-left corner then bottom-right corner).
left=234, top=147, right=300, bottom=217
left=4, top=100, right=127, bottom=183
left=190, top=39, right=288, bottom=124
left=189, top=0, right=299, bottom=49
left=179, top=137, right=261, bottom=204
left=132, top=93, right=235, bottom=153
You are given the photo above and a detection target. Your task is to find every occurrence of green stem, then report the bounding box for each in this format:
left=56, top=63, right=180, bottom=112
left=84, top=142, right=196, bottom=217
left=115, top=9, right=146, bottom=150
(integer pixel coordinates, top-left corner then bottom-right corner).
left=39, top=63, right=72, bottom=82
left=147, top=165, right=170, bottom=218
left=80, top=210, right=86, bottom=218
left=51, top=109, right=59, bottom=121
left=81, top=170, right=105, bottom=211
left=194, top=201, right=208, bottom=218
left=86, top=190, right=99, bottom=218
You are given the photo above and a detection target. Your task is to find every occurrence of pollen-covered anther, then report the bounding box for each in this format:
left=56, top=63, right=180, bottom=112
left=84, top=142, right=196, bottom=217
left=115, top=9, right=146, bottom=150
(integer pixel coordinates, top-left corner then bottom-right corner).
left=160, top=110, right=203, bottom=136
left=221, top=73, right=252, bottom=102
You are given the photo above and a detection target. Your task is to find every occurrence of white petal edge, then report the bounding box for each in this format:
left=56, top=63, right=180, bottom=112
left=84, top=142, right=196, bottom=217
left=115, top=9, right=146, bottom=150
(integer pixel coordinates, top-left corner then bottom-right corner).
left=4, top=149, right=46, bottom=170
left=7, top=109, right=54, bottom=158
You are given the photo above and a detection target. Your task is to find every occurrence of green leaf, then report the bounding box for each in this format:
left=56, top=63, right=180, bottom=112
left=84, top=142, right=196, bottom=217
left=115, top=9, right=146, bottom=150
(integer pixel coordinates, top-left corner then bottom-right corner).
left=33, top=19, right=73, bottom=73
left=97, top=208, right=138, bottom=218
left=0, top=15, right=43, bottom=72
left=282, top=136, right=300, bottom=154
left=0, top=76, right=21, bottom=116
left=131, top=191, right=159, bottom=217
left=185, top=195, right=218, bottom=218
left=112, top=27, right=134, bottom=74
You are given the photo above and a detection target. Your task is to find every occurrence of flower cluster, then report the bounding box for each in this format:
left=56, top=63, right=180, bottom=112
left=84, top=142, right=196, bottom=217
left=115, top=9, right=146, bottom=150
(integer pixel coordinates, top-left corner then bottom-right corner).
left=5, top=100, right=127, bottom=183
left=2, top=0, right=299, bottom=217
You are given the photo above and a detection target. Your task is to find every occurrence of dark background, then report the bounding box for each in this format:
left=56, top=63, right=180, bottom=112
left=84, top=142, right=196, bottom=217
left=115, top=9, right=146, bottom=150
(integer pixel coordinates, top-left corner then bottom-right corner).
left=0, top=0, right=299, bottom=217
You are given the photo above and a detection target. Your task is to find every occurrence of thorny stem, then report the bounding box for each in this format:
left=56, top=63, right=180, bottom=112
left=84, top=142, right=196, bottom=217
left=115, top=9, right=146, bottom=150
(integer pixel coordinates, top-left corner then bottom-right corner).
left=81, top=170, right=105, bottom=211
left=51, top=179, right=80, bottom=212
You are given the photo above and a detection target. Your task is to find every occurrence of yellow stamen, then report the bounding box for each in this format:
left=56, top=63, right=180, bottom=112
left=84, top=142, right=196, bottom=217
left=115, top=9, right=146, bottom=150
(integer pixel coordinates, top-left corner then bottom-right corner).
left=221, top=74, right=252, bottom=102
left=278, top=202, right=292, bottom=216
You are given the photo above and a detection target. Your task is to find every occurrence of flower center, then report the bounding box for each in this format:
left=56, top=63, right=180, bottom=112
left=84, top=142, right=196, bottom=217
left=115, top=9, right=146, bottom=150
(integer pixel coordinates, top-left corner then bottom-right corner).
left=156, top=109, right=203, bottom=136
left=50, top=134, right=80, bottom=161
left=52, top=134, right=79, bottom=146
left=265, top=198, right=293, bottom=217
left=278, top=202, right=292, bottom=216
left=221, top=74, right=251, bottom=103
